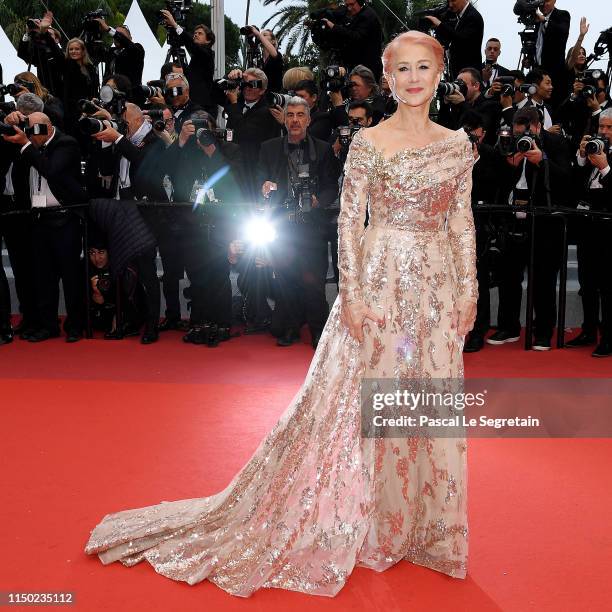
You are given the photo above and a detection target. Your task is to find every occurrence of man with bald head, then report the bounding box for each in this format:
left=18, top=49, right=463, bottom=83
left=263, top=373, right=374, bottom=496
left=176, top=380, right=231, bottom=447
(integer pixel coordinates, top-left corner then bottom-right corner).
left=1, top=111, right=85, bottom=342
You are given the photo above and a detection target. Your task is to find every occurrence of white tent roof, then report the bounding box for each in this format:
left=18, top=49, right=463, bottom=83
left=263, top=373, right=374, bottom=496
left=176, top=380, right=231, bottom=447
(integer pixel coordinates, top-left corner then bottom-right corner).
left=123, top=0, right=165, bottom=84
left=0, top=25, right=30, bottom=84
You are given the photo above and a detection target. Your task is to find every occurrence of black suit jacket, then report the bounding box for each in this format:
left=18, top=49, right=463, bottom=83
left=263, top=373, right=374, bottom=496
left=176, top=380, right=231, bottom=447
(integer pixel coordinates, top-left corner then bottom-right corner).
left=331, top=5, right=383, bottom=81
left=481, top=62, right=511, bottom=88
left=575, top=154, right=612, bottom=212
left=498, top=130, right=572, bottom=209
left=179, top=31, right=216, bottom=115
left=104, top=31, right=145, bottom=87
left=19, top=129, right=87, bottom=206
left=17, top=33, right=64, bottom=97
left=257, top=135, right=340, bottom=209
left=536, top=8, right=570, bottom=75
left=225, top=96, right=282, bottom=200
left=435, top=3, right=484, bottom=78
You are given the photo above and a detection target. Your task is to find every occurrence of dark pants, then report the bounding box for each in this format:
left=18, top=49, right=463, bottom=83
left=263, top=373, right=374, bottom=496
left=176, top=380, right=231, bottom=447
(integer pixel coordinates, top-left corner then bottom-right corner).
left=496, top=218, right=564, bottom=340
left=575, top=216, right=612, bottom=340
left=157, top=224, right=186, bottom=321
left=472, top=215, right=492, bottom=337
left=271, top=220, right=329, bottom=336
left=236, top=250, right=274, bottom=324
left=131, top=248, right=160, bottom=330
left=187, top=223, right=232, bottom=327
left=0, top=197, right=36, bottom=326
left=32, top=215, right=83, bottom=333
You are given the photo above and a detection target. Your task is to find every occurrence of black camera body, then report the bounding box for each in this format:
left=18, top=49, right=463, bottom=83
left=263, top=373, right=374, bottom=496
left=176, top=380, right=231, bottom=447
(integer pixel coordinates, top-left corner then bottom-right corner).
left=158, top=0, right=192, bottom=26
left=584, top=136, right=610, bottom=157
left=0, top=114, right=28, bottom=137
left=575, top=69, right=605, bottom=100
left=493, top=76, right=516, bottom=97
left=438, top=78, right=468, bottom=98
left=513, top=0, right=544, bottom=27
left=78, top=117, right=127, bottom=136
left=496, top=126, right=541, bottom=157
left=96, top=271, right=112, bottom=292
left=143, top=109, right=166, bottom=131
left=0, top=83, right=22, bottom=98
left=337, top=124, right=361, bottom=149
left=215, top=78, right=241, bottom=91
left=196, top=127, right=233, bottom=147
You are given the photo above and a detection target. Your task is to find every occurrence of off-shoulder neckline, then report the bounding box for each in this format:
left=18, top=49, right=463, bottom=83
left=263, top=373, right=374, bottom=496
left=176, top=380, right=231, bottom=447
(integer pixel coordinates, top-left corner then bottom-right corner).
left=355, top=128, right=466, bottom=163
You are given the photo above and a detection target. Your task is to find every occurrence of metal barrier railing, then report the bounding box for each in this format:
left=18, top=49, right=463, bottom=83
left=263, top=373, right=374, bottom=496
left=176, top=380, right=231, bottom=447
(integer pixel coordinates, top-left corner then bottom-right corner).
left=2, top=201, right=611, bottom=348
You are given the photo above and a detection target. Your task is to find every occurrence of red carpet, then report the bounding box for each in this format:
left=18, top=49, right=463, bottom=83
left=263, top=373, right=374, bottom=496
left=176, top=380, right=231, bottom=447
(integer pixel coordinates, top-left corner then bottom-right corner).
left=1, top=327, right=611, bottom=611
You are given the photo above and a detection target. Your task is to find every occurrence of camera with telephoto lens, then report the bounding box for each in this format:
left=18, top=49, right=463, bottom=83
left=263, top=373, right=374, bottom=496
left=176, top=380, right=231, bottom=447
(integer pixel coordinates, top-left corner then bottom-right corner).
left=493, top=76, right=516, bottom=97
left=496, top=126, right=540, bottom=156
left=337, top=124, right=361, bottom=149
left=267, top=92, right=291, bottom=108
left=513, top=0, right=545, bottom=27
left=96, top=271, right=112, bottom=292
left=413, top=2, right=455, bottom=32
left=81, top=9, right=108, bottom=33
left=438, top=78, right=468, bottom=98
left=139, top=85, right=163, bottom=99
left=584, top=136, right=610, bottom=156
left=78, top=98, right=101, bottom=115
left=285, top=165, right=318, bottom=215
left=157, top=0, right=192, bottom=25
left=321, top=66, right=348, bottom=94
left=575, top=69, right=604, bottom=100
left=24, top=123, right=48, bottom=137
left=142, top=109, right=166, bottom=131
left=99, top=85, right=127, bottom=116
left=196, top=127, right=233, bottom=146
left=519, top=83, right=538, bottom=96
left=0, top=101, right=16, bottom=114
left=0, top=83, right=23, bottom=98
left=0, top=112, right=28, bottom=136
left=215, top=77, right=241, bottom=91
left=78, top=117, right=126, bottom=136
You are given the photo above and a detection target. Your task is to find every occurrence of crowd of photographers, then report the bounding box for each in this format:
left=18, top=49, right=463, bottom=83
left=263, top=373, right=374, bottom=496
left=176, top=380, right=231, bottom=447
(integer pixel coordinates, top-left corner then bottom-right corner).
left=0, top=0, right=611, bottom=358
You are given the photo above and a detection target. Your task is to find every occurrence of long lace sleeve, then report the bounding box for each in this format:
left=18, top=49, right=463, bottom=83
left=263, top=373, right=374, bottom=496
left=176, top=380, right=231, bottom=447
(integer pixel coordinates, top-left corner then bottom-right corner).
left=337, top=133, right=370, bottom=304
left=447, top=138, right=478, bottom=304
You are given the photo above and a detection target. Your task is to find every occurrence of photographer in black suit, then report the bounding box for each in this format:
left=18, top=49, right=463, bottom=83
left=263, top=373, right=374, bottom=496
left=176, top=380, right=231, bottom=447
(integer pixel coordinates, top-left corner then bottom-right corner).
left=462, top=110, right=500, bottom=352
left=160, top=10, right=216, bottom=115
left=164, top=73, right=202, bottom=132
left=317, top=0, right=383, bottom=81
left=164, top=110, right=243, bottom=347
left=565, top=109, right=612, bottom=357
left=534, top=0, right=570, bottom=108
left=258, top=97, right=340, bottom=348
left=487, top=107, right=571, bottom=351
left=96, top=18, right=145, bottom=87
left=224, top=68, right=282, bottom=201
left=425, top=0, right=484, bottom=79
left=17, top=17, right=63, bottom=96
left=441, top=67, right=501, bottom=145
left=481, top=38, right=511, bottom=89
left=2, top=112, right=86, bottom=343
left=87, top=103, right=168, bottom=344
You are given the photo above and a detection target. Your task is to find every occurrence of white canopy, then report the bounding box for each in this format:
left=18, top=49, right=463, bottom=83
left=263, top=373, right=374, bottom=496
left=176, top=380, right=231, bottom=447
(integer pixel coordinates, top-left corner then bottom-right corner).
left=123, top=0, right=165, bottom=83
left=0, top=25, right=30, bottom=83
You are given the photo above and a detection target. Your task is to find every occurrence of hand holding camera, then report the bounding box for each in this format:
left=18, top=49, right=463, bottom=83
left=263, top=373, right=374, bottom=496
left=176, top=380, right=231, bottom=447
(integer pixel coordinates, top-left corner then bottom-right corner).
left=179, top=119, right=196, bottom=147
left=160, top=9, right=178, bottom=29
left=92, top=121, right=122, bottom=143
left=523, top=139, right=543, bottom=166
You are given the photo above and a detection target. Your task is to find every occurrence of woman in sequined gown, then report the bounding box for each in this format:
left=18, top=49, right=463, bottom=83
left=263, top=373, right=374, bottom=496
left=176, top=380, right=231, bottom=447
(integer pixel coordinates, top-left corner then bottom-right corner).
left=84, top=31, right=478, bottom=597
